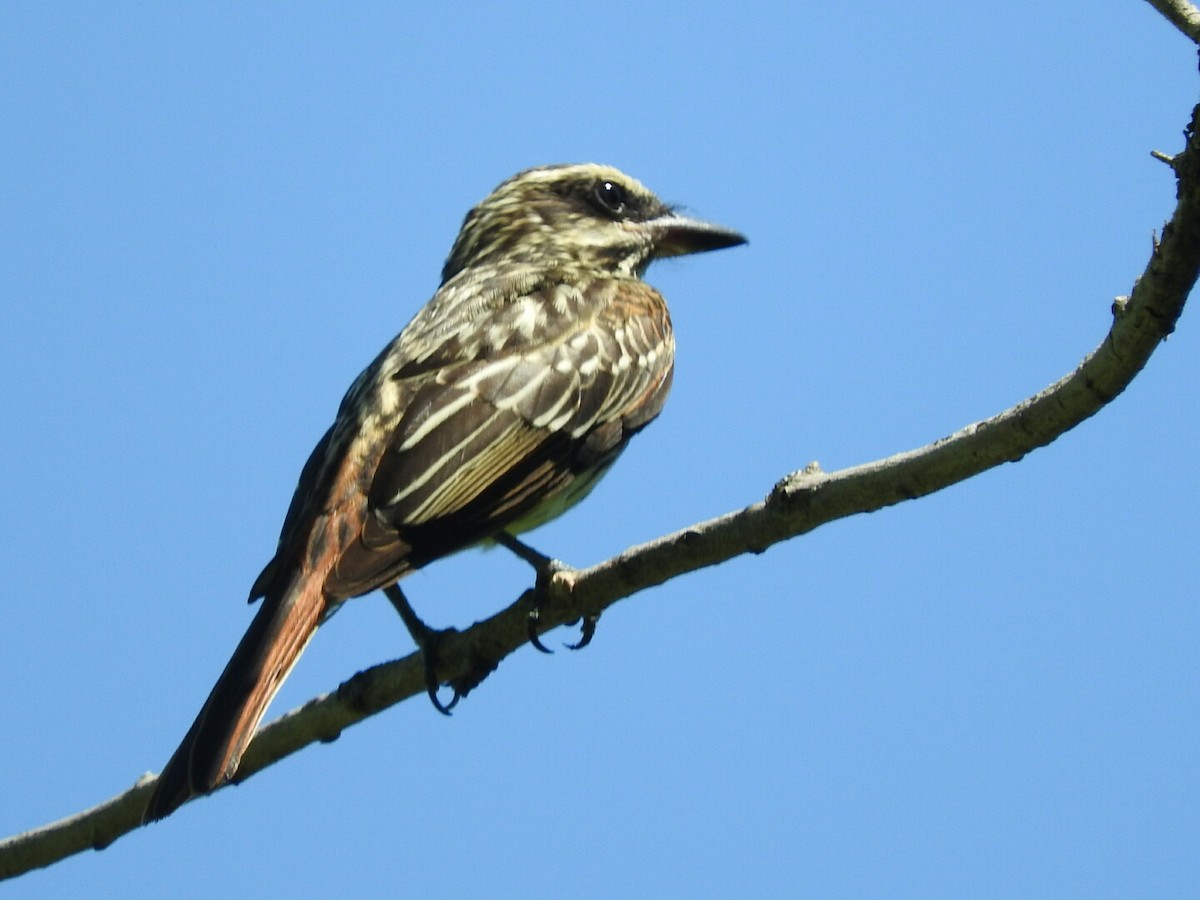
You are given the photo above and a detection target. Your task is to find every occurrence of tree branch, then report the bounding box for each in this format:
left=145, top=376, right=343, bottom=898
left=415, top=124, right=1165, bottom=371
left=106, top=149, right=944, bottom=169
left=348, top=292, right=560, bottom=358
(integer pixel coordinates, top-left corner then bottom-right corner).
left=1146, top=0, right=1200, bottom=44
left=4, top=33, right=1200, bottom=895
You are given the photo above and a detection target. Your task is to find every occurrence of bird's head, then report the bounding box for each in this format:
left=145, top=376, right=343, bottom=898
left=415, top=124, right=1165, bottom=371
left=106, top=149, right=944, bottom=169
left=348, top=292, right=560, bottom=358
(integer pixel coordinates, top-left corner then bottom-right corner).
left=441, top=163, right=746, bottom=284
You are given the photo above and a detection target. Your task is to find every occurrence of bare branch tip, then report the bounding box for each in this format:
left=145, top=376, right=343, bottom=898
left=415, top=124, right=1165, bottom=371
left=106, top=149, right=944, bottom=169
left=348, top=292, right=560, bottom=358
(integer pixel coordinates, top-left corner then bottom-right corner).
left=1151, top=149, right=1177, bottom=168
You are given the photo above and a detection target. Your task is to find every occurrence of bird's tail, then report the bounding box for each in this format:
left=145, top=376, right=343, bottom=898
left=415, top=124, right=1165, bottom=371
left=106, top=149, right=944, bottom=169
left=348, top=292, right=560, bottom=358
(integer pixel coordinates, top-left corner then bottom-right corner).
left=142, top=574, right=324, bottom=822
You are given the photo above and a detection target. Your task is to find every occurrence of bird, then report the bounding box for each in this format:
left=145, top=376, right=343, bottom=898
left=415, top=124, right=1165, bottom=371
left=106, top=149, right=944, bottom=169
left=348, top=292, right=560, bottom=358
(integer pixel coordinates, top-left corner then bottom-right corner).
left=142, top=163, right=746, bottom=822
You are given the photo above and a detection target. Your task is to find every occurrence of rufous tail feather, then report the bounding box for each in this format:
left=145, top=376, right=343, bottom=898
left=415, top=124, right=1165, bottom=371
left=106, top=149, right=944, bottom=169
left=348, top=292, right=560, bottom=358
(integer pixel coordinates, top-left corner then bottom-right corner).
left=142, top=575, right=324, bottom=822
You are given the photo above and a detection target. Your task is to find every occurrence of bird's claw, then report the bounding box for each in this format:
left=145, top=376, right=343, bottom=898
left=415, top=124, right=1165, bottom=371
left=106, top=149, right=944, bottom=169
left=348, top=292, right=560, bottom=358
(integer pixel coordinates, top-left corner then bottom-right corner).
left=528, top=602, right=599, bottom=653
left=428, top=684, right=460, bottom=715
left=564, top=613, right=599, bottom=650
left=418, top=626, right=460, bottom=715
left=527, top=601, right=555, bottom=654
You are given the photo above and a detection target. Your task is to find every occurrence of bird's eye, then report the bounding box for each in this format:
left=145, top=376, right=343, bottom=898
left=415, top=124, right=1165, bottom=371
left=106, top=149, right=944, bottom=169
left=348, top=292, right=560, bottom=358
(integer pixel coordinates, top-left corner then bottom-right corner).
left=593, top=180, right=628, bottom=216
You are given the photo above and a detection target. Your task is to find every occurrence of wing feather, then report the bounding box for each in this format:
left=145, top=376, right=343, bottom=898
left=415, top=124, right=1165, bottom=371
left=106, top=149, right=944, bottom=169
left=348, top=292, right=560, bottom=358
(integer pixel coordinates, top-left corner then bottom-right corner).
left=259, top=275, right=674, bottom=604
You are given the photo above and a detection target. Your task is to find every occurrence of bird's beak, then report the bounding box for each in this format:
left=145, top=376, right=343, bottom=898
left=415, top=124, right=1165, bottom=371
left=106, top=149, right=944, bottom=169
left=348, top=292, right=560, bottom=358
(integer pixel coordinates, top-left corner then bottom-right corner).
left=648, top=213, right=748, bottom=258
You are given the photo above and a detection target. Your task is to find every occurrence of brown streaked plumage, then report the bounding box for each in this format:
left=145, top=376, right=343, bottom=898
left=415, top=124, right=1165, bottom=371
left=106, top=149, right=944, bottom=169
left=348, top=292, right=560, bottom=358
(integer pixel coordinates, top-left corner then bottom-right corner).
left=143, top=163, right=745, bottom=822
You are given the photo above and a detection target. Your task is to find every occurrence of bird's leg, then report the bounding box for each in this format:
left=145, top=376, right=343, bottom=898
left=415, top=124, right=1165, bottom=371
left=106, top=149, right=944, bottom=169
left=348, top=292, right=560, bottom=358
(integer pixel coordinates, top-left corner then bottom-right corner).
left=382, top=584, right=459, bottom=715
left=493, top=530, right=555, bottom=570
left=493, top=532, right=597, bottom=653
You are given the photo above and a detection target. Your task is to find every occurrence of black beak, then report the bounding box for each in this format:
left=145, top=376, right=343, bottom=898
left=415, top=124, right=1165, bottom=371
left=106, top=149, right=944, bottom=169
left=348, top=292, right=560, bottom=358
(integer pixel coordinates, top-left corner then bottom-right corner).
left=648, top=213, right=748, bottom=258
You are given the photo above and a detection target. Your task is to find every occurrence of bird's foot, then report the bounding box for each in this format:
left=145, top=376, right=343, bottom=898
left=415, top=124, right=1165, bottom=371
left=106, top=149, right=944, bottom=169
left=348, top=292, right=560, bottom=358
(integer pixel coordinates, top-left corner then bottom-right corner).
left=494, top=532, right=596, bottom=653
left=564, top=613, right=598, bottom=650
left=382, top=584, right=459, bottom=715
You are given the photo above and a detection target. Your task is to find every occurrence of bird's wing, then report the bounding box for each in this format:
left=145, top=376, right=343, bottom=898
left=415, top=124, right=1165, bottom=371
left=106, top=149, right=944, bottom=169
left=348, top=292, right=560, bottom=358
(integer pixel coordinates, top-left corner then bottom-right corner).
left=323, top=277, right=673, bottom=597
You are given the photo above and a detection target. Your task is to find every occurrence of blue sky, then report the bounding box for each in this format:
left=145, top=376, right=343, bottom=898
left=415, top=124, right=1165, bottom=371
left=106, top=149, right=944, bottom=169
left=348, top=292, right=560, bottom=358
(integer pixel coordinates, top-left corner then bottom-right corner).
left=2, top=3, right=1197, bottom=897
